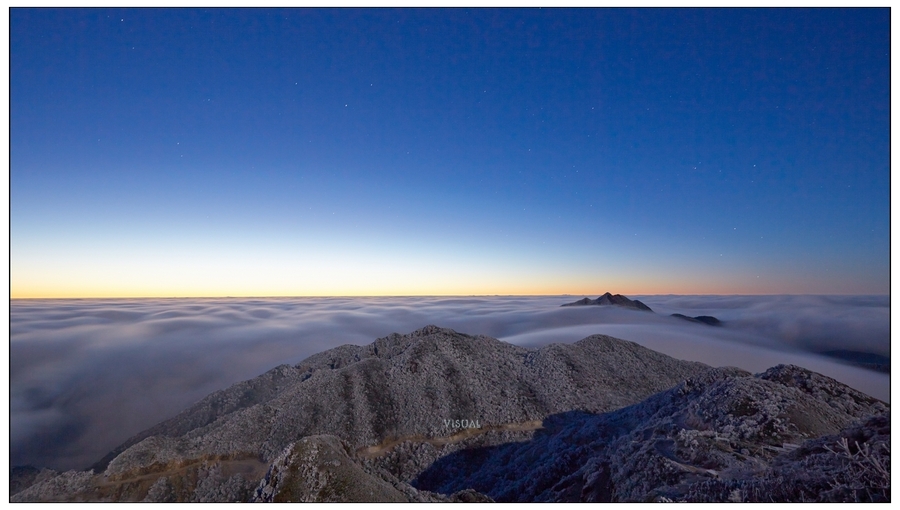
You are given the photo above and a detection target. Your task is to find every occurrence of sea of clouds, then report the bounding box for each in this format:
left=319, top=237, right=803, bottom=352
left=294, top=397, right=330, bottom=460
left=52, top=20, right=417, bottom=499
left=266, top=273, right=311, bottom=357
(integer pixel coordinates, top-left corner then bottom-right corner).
left=9, top=295, right=890, bottom=471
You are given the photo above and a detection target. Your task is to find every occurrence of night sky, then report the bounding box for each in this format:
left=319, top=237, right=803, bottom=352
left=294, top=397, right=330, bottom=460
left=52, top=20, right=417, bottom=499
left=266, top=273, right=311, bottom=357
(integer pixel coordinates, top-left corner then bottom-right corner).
left=11, top=8, right=890, bottom=297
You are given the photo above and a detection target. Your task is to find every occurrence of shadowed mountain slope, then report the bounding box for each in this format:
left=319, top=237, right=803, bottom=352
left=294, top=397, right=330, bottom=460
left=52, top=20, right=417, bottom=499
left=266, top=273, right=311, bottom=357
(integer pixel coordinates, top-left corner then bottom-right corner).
left=414, top=365, right=888, bottom=502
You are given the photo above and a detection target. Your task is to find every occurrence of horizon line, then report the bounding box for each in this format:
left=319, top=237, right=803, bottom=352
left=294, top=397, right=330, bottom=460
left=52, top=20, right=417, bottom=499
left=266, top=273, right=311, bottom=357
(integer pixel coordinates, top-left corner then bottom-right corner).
left=9, top=292, right=891, bottom=300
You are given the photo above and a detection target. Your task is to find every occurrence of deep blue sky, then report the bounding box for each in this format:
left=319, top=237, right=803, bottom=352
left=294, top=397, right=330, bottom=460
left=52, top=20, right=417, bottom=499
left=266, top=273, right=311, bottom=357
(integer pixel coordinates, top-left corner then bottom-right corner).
left=11, top=8, right=890, bottom=297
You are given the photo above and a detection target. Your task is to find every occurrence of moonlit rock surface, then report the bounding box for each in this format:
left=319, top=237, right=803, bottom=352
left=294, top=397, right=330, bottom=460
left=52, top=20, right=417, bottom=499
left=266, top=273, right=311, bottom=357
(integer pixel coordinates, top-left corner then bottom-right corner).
left=11, top=327, right=888, bottom=502
left=98, top=326, right=711, bottom=476
left=413, top=365, right=888, bottom=502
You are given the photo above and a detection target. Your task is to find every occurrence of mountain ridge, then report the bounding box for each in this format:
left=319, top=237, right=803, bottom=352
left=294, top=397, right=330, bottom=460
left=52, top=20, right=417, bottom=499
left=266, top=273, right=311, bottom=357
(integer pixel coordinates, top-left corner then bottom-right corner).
left=96, top=325, right=711, bottom=478
left=12, top=326, right=888, bottom=502
left=562, top=292, right=723, bottom=326
left=413, top=364, right=888, bottom=502
left=561, top=292, right=654, bottom=311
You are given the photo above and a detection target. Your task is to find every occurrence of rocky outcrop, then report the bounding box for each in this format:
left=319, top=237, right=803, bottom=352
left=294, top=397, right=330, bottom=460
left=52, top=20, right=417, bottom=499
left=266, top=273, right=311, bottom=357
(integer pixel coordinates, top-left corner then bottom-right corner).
left=10, top=469, right=95, bottom=502
left=249, top=435, right=492, bottom=502
left=413, top=365, right=888, bottom=502
left=251, top=435, right=422, bottom=502
left=10, top=466, right=57, bottom=496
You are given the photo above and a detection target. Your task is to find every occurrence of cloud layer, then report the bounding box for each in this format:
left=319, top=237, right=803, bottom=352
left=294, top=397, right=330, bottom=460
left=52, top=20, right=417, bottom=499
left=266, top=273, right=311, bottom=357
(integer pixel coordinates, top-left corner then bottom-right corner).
left=9, top=295, right=889, bottom=471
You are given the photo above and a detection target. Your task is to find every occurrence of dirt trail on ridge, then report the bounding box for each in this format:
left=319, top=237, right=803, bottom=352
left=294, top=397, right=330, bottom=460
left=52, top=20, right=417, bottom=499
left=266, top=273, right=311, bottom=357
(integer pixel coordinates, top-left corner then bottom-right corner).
left=357, top=420, right=545, bottom=459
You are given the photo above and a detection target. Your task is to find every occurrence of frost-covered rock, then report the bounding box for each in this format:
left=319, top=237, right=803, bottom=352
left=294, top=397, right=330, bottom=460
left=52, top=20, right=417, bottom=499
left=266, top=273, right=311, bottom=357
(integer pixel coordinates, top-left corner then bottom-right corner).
left=413, top=366, right=888, bottom=502
left=12, top=327, right=888, bottom=502
left=249, top=435, right=479, bottom=502
left=10, top=470, right=94, bottom=502
left=97, top=326, right=711, bottom=476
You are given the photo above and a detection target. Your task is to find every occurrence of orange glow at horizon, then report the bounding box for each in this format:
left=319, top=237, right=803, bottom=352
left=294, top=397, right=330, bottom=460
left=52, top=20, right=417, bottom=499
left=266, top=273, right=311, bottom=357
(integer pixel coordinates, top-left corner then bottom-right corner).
left=10, top=277, right=859, bottom=300
left=11, top=241, right=879, bottom=299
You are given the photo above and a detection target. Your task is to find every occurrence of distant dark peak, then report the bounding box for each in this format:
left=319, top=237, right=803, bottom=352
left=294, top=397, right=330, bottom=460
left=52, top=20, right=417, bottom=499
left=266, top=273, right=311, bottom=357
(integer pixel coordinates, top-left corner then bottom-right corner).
left=560, top=295, right=721, bottom=323
left=693, top=316, right=721, bottom=326
left=671, top=313, right=722, bottom=326
left=561, top=293, right=653, bottom=312
left=818, top=349, right=890, bottom=374
left=819, top=349, right=890, bottom=366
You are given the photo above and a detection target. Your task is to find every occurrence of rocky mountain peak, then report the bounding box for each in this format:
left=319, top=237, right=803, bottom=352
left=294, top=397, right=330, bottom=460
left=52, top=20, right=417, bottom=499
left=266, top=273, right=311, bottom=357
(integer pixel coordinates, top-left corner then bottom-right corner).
left=561, top=292, right=653, bottom=311
left=562, top=294, right=723, bottom=325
